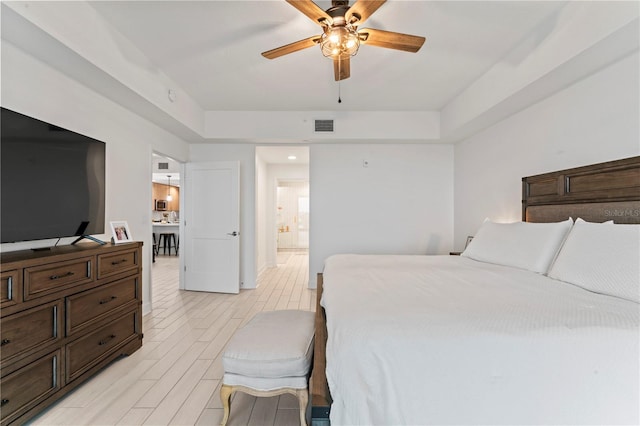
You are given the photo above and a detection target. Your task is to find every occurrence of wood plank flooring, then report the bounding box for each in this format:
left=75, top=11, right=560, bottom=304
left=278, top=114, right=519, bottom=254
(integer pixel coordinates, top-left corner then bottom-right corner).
left=31, top=250, right=314, bottom=426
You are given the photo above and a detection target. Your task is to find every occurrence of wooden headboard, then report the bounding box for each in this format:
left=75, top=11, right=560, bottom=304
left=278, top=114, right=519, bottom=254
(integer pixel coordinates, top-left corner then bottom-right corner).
left=522, top=156, right=640, bottom=224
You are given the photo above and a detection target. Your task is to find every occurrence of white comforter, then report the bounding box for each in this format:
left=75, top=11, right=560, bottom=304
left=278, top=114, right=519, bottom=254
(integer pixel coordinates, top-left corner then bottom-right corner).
left=321, top=254, right=640, bottom=425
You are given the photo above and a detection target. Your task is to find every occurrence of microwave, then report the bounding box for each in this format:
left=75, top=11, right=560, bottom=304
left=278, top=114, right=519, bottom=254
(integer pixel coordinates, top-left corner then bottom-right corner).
left=156, top=199, right=168, bottom=211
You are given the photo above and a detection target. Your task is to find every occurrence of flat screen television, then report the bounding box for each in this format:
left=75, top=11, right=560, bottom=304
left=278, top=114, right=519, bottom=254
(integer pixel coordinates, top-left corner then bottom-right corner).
left=1, top=107, right=106, bottom=244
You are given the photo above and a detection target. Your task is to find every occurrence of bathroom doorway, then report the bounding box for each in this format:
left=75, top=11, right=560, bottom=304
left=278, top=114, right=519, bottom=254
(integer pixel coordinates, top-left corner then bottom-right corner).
left=255, top=146, right=309, bottom=283
left=276, top=180, right=309, bottom=251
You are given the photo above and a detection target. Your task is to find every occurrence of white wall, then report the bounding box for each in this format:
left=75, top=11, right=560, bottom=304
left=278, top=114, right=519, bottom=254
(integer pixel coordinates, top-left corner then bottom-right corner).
left=205, top=111, right=440, bottom=142
left=1, top=40, right=190, bottom=314
left=309, top=144, right=454, bottom=287
left=188, top=144, right=257, bottom=289
left=255, top=155, right=268, bottom=278
left=454, top=52, right=640, bottom=250
left=441, top=2, right=639, bottom=141
left=3, top=1, right=205, bottom=139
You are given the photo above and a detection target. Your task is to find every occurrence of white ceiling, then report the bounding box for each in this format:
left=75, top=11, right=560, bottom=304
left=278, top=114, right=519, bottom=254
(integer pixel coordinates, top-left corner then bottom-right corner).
left=6, top=1, right=634, bottom=147
left=88, top=1, right=567, bottom=112
left=256, top=146, right=310, bottom=164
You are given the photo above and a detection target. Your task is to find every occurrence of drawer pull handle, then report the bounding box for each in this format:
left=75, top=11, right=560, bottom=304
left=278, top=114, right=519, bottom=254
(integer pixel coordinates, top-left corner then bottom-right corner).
left=99, top=296, right=118, bottom=305
left=1, top=339, right=10, bottom=346
left=98, top=334, right=116, bottom=346
left=1, top=399, right=8, bottom=407
left=50, top=271, right=74, bottom=280
left=111, top=259, right=127, bottom=265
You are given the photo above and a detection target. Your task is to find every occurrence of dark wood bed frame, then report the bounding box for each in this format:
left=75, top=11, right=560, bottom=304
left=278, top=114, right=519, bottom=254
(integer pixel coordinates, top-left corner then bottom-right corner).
left=310, top=156, right=640, bottom=425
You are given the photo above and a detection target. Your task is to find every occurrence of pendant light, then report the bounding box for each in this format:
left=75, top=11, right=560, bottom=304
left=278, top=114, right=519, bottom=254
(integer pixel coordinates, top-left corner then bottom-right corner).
left=166, top=175, right=173, bottom=201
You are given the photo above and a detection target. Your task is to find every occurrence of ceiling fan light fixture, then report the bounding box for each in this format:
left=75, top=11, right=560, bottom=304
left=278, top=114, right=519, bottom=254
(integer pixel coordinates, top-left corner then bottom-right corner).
left=261, top=0, right=426, bottom=81
left=320, top=25, right=360, bottom=58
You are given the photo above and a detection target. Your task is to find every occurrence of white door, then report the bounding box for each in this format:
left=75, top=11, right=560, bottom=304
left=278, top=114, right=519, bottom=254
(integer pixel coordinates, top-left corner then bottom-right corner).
left=184, top=161, right=240, bottom=294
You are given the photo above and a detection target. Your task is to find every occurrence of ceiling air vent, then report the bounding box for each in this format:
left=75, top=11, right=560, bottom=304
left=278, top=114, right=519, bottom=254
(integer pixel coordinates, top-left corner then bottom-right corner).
left=158, top=162, right=169, bottom=170
left=314, top=119, right=334, bottom=132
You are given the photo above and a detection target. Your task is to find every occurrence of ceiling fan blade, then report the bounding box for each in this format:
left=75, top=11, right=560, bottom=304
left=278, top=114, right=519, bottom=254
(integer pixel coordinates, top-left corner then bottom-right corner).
left=286, top=0, right=333, bottom=26
left=346, top=0, right=386, bottom=26
left=262, top=35, right=321, bottom=59
left=333, top=56, right=351, bottom=81
left=359, top=28, right=425, bottom=53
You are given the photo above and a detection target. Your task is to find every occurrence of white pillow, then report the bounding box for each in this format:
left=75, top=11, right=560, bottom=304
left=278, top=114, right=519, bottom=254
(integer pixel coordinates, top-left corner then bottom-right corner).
left=548, top=219, right=640, bottom=303
left=576, top=218, right=614, bottom=224
left=461, top=218, right=573, bottom=274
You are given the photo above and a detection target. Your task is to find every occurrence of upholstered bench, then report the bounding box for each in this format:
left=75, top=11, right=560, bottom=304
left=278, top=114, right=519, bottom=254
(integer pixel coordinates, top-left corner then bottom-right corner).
left=220, top=310, right=315, bottom=426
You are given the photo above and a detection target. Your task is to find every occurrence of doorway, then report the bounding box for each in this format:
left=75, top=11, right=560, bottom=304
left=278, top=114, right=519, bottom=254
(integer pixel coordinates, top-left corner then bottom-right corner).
left=276, top=180, right=309, bottom=251
left=255, top=146, right=309, bottom=283
left=151, top=153, right=182, bottom=292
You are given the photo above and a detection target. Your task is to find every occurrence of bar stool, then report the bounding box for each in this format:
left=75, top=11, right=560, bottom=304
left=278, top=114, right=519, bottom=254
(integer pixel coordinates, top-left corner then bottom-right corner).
left=152, top=233, right=157, bottom=262
left=157, top=233, right=178, bottom=255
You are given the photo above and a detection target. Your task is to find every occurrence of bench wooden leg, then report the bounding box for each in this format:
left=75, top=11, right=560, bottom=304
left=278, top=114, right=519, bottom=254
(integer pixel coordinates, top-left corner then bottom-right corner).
left=220, top=384, right=233, bottom=426
left=219, top=384, right=308, bottom=426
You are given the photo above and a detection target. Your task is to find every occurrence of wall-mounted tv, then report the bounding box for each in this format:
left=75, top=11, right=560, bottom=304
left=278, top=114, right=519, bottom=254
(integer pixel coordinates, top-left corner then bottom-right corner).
left=1, top=107, right=106, bottom=244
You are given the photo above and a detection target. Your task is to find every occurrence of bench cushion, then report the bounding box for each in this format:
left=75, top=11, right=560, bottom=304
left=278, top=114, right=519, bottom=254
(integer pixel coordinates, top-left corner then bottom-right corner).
left=222, top=310, right=315, bottom=379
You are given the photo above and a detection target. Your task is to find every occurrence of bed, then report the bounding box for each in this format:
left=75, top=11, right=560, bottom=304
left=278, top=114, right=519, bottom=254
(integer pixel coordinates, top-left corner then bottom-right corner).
left=310, top=156, right=640, bottom=425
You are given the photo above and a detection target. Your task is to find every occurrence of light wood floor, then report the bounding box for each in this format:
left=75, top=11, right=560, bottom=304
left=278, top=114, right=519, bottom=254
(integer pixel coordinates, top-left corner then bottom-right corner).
left=31, top=250, right=314, bottom=426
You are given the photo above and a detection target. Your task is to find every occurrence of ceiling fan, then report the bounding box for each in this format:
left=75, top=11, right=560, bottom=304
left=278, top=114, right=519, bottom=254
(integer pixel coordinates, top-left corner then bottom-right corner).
left=261, top=0, right=426, bottom=81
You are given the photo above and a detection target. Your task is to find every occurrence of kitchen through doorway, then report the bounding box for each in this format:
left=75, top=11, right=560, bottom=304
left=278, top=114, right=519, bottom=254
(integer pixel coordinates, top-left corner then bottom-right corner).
left=151, top=153, right=182, bottom=292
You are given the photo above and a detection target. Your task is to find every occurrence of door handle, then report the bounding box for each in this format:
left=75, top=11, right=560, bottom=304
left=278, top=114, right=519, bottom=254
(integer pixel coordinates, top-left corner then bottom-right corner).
left=227, top=231, right=239, bottom=237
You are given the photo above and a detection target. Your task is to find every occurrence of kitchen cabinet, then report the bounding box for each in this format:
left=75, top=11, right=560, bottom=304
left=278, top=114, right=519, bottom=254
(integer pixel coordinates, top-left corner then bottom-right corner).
left=152, top=182, right=179, bottom=211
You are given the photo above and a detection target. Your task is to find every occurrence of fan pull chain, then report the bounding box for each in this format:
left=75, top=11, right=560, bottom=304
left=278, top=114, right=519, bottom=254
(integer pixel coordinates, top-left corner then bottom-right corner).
left=338, top=57, right=342, bottom=103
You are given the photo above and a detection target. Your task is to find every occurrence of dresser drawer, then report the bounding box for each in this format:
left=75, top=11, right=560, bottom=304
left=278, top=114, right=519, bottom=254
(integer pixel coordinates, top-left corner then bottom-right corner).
left=0, top=270, right=21, bottom=309
left=66, top=309, right=138, bottom=381
left=97, top=248, right=139, bottom=280
left=66, top=277, right=139, bottom=335
left=24, top=257, right=93, bottom=301
left=0, top=301, right=63, bottom=366
left=0, top=350, right=62, bottom=424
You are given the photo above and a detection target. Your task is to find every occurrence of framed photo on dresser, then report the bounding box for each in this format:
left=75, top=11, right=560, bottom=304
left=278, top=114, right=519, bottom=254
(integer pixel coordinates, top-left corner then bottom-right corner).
left=110, top=221, right=132, bottom=244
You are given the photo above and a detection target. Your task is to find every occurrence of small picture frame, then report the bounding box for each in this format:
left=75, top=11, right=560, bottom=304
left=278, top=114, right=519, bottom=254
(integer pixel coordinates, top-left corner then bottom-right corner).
left=110, top=221, right=133, bottom=244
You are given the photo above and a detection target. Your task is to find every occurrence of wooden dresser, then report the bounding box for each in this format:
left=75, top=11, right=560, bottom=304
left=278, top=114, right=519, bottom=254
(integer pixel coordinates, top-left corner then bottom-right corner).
left=0, top=242, right=143, bottom=425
